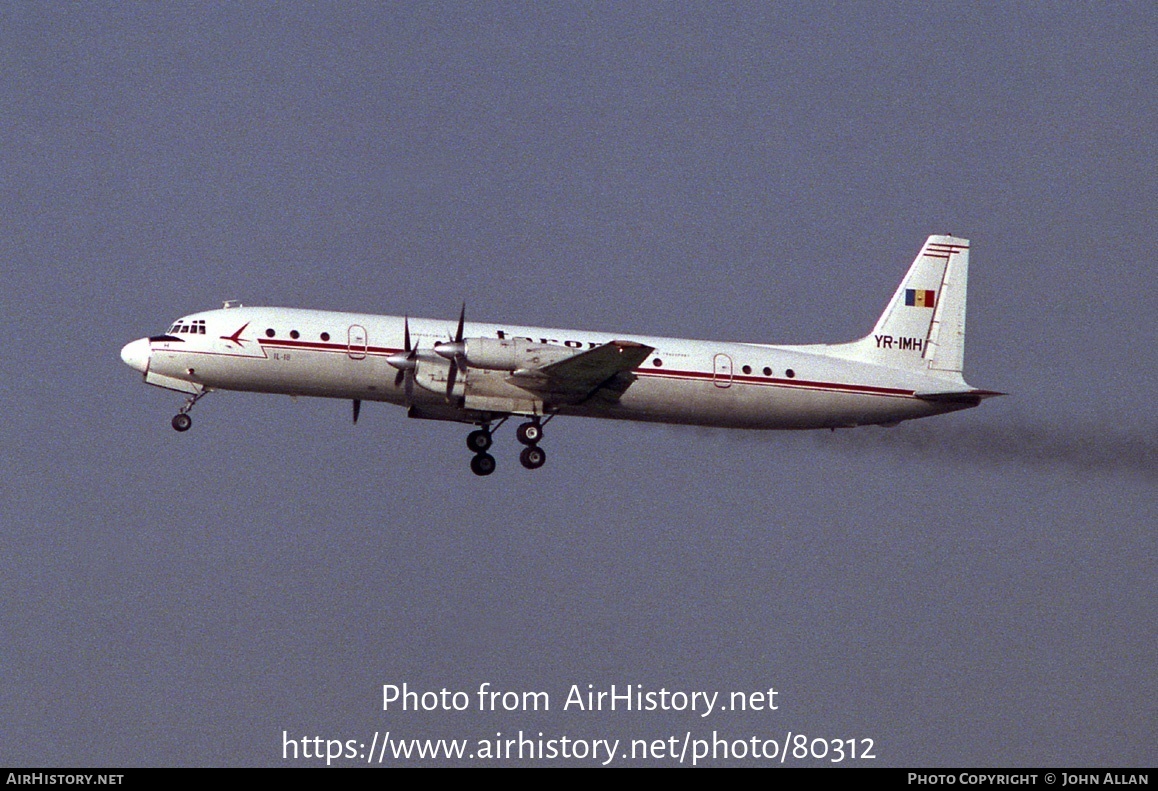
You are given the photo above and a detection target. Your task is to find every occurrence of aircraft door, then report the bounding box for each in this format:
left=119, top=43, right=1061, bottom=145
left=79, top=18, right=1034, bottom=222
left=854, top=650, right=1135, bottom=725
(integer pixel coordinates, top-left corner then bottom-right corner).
left=713, top=353, right=733, bottom=388
left=347, top=325, right=368, bottom=360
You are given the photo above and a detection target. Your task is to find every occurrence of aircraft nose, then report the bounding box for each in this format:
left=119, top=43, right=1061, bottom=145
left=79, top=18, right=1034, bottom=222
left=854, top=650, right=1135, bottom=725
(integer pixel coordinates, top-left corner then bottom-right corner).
left=120, top=338, right=151, bottom=374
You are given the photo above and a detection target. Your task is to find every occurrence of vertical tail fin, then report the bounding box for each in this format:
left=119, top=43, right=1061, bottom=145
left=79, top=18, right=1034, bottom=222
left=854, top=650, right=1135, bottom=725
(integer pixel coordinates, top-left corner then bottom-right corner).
left=844, top=235, right=970, bottom=381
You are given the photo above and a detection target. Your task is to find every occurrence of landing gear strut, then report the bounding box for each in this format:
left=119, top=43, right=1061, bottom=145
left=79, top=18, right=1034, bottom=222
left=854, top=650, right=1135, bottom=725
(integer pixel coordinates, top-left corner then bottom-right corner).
left=171, top=389, right=208, bottom=432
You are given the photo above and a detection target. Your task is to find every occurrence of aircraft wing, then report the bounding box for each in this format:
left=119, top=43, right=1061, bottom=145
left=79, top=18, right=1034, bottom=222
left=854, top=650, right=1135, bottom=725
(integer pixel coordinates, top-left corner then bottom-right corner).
left=506, top=340, right=654, bottom=404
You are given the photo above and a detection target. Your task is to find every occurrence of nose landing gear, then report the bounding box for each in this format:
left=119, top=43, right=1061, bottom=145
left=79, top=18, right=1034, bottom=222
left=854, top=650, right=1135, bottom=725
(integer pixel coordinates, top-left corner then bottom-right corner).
left=171, top=389, right=208, bottom=432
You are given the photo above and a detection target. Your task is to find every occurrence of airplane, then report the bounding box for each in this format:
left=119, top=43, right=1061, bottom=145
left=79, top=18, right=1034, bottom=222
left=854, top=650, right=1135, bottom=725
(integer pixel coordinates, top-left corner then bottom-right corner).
left=120, top=234, right=1001, bottom=475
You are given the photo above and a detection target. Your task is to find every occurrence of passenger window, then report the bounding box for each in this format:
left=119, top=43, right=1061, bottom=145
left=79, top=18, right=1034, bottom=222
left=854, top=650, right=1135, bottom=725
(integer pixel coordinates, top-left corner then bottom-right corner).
left=266, top=328, right=276, bottom=337
left=290, top=330, right=300, bottom=339
left=321, top=332, right=330, bottom=341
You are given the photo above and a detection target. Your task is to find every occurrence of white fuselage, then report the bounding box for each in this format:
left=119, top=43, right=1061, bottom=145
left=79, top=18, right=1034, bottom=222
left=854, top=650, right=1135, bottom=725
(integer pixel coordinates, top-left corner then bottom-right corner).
left=125, top=306, right=969, bottom=430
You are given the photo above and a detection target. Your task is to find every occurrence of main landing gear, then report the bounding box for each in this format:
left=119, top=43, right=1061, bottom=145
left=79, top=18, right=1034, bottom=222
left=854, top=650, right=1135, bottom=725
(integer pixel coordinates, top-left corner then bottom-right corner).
left=470, top=452, right=497, bottom=476
left=465, top=417, right=549, bottom=475
left=466, top=428, right=497, bottom=476
left=519, top=445, right=546, bottom=470
left=516, top=419, right=546, bottom=470
left=171, top=390, right=208, bottom=432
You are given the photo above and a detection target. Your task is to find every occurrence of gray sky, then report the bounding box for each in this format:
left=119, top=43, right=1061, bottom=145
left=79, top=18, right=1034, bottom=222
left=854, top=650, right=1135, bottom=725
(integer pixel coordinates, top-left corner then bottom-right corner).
left=1, top=3, right=1153, bottom=766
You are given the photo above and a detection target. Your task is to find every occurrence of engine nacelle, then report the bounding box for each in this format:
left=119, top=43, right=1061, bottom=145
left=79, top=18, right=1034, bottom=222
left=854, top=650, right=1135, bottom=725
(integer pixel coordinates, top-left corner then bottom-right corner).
left=463, top=337, right=577, bottom=371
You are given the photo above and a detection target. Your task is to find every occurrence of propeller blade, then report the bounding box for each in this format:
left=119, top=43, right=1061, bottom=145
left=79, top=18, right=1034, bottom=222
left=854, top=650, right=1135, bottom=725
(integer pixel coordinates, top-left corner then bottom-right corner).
left=352, top=399, right=361, bottom=424
left=437, top=305, right=467, bottom=402
left=446, top=359, right=458, bottom=400
left=402, top=340, right=419, bottom=397
left=403, top=315, right=411, bottom=352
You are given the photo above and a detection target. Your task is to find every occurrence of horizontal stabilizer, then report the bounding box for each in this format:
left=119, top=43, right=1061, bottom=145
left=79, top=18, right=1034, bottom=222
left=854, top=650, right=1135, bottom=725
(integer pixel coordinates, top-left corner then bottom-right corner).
left=915, top=389, right=1006, bottom=407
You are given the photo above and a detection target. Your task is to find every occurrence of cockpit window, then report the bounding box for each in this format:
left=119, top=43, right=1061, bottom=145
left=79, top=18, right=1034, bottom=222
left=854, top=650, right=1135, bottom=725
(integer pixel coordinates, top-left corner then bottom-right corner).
left=169, top=319, right=206, bottom=334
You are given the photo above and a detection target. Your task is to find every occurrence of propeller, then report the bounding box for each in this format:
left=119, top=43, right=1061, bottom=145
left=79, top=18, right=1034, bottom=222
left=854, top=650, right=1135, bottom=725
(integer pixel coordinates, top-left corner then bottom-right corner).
left=434, top=303, right=468, bottom=401
left=386, top=316, right=419, bottom=400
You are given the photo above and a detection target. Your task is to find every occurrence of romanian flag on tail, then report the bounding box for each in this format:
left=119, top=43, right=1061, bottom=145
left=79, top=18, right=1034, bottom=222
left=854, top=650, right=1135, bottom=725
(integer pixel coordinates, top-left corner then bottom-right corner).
left=905, top=289, right=936, bottom=308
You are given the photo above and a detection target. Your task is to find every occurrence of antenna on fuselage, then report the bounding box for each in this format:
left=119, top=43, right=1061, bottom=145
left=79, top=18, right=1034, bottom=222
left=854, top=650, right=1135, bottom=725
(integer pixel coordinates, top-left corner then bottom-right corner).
left=222, top=299, right=243, bottom=309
